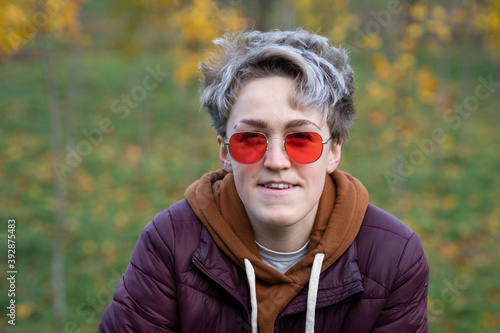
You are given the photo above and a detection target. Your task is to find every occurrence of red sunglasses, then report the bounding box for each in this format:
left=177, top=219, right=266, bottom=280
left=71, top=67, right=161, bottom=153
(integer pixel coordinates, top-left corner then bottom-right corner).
left=224, top=131, right=333, bottom=164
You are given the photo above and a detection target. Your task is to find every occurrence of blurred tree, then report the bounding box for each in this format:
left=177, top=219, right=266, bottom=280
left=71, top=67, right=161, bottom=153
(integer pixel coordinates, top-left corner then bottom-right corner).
left=288, top=0, right=358, bottom=45
left=2, top=1, right=499, bottom=331
left=0, top=0, right=85, bottom=58
left=0, top=1, right=28, bottom=58
left=0, top=0, right=85, bottom=330
left=111, top=0, right=247, bottom=83
left=39, top=0, right=85, bottom=328
left=244, top=0, right=296, bottom=30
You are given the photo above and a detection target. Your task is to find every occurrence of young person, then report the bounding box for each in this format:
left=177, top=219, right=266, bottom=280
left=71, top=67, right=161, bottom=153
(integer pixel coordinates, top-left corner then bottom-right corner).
left=99, top=30, right=429, bottom=333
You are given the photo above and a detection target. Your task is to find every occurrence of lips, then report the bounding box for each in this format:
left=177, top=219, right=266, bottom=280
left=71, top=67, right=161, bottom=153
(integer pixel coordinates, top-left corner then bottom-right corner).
left=262, top=183, right=294, bottom=190
left=259, top=179, right=297, bottom=190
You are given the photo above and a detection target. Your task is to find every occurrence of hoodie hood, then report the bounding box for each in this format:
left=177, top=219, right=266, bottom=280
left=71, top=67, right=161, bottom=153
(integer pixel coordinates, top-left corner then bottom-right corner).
left=185, top=169, right=368, bottom=332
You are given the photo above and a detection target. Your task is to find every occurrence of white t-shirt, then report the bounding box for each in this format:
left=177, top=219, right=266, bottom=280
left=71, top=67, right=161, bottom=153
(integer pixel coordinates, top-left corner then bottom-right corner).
left=255, top=241, right=309, bottom=274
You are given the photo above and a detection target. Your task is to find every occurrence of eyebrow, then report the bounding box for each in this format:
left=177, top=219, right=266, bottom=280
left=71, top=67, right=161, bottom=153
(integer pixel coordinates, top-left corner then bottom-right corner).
left=234, top=118, right=269, bottom=129
left=284, top=119, right=321, bottom=130
left=234, top=118, right=321, bottom=131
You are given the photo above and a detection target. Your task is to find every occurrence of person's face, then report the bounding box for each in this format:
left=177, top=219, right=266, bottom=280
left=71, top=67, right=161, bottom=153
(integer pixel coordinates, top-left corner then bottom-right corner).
left=218, top=76, right=342, bottom=231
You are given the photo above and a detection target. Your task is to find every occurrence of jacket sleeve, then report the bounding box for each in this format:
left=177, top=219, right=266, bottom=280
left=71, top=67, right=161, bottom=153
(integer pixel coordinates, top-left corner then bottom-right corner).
left=99, top=212, right=180, bottom=332
left=371, top=232, right=429, bottom=333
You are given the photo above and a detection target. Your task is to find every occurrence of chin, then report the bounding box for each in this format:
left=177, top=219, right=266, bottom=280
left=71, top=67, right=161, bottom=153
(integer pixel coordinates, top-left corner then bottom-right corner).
left=256, top=210, right=303, bottom=227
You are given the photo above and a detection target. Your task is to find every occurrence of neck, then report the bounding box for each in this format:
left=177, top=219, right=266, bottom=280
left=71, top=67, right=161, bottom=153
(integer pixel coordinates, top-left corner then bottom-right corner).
left=250, top=214, right=316, bottom=253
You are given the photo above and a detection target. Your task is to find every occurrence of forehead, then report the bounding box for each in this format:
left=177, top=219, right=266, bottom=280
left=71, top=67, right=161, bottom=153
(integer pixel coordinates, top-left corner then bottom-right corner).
left=232, top=118, right=321, bottom=132
left=228, top=76, right=326, bottom=132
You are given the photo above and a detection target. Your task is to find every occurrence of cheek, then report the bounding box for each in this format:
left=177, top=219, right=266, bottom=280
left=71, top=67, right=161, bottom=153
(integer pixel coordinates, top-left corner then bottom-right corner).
left=310, top=172, right=327, bottom=193
left=302, top=165, right=328, bottom=194
left=231, top=166, right=256, bottom=196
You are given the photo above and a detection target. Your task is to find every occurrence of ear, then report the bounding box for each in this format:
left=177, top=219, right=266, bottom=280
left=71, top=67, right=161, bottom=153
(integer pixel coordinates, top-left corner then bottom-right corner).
left=217, top=135, right=233, bottom=172
left=326, top=139, right=342, bottom=174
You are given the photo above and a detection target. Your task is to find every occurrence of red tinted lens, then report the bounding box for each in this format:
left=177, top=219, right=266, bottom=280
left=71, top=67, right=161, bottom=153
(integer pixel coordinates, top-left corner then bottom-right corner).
left=228, top=132, right=267, bottom=164
left=285, top=132, right=323, bottom=163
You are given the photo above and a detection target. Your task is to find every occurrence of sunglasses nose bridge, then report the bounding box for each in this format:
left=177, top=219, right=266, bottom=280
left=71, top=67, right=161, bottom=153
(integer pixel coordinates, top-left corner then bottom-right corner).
left=263, top=136, right=292, bottom=168
left=266, top=136, right=286, bottom=152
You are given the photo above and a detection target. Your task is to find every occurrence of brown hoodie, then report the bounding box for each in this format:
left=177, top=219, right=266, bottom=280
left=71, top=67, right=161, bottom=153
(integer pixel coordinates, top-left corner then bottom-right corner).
left=185, top=169, right=369, bottom=332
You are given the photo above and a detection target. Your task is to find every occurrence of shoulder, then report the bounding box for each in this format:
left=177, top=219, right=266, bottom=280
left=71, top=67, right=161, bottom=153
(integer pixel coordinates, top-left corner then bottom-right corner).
left=360, top=203, right=414, bottom=239
left=100, top=200, right=202, bottom=331
left=358, top=203, right=420, bottom=251
left=356, top=203, right=428, bottom=290
left=149, top=199, right=203, bottom=236
left=151, top=199, right=199, bottom=228
left=132, top=200, right=203, bottom=271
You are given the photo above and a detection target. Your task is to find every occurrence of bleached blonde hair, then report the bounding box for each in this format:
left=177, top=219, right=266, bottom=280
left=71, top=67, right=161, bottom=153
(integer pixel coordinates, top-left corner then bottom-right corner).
left=199, top=29, right=356, bottom=142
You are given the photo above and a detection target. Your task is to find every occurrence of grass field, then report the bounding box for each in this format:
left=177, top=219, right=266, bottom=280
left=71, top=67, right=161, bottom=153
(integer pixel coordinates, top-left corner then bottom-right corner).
left=1, top=22, right=500, bottom=333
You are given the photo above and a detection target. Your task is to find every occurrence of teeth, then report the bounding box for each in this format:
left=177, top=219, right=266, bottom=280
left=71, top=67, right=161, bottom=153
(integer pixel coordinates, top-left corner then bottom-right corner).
left=264, top=183, right=294, bottom=189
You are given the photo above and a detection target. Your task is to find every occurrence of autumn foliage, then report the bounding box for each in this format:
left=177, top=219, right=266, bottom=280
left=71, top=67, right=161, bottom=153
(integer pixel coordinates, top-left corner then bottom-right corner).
left=1, top=0, right=499, bottom=331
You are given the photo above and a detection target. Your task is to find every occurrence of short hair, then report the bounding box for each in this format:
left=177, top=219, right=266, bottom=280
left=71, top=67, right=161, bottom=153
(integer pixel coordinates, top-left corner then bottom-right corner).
left=199, top=29, right=355, bottom=142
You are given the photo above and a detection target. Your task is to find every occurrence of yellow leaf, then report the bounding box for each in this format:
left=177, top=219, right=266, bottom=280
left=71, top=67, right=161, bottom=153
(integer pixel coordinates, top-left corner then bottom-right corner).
left=82, top=240, right=98, bottom=255
left=74, top=170, right=95, bottom=192
left=366, top=81, right=395, bottom=102
left=417, top=67, right=439, bottom=103
left=439, top=243, right=460, bottom=259
left=427, top=19, right=452, bottom=42
left=101, top=240, right=117, bottom=268
left=392, top=53, right=416, bottom=81
left=368, top=109, right=385, bottom=127
left=442, top=194, right=458, bottom=211
left=17, top=302, right=35, bottom=320
left=451, top=8, right=468, bottom=25
left=370, top=53, right=390, bottom=80
left=168, top=0, right=246, bottom=83
left=410, top=4, right=427, bottom=21
left=360, top=33, right=381, bottom=50
left=482, top=313, right=500, bottom=328
left=28, top=183, right=43, bottom=199
left=51, top=0, right=83, bottom=39
left=405, top=23, right=424, bottom=40
left=113, top=212, right=130, bottom=233
left=487, top=209, right=500, bottom=235
left=125, top=144, right=142, bottom=166
left=431, top=5, right=448, bottom=22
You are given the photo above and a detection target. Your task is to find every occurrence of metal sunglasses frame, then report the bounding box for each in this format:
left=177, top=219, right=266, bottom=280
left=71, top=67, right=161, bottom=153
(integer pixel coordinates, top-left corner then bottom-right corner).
left=223, top=131, right=334, bottom=164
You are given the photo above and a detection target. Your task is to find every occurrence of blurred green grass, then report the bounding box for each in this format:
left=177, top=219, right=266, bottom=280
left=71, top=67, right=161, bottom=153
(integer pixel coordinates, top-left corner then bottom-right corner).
left=1, top=38, right=499, bottom=333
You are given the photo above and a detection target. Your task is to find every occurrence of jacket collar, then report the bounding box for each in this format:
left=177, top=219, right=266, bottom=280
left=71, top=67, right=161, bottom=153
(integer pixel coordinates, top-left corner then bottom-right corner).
left=193, top=224, right=363, bottom=316
left=279, top=239, right=363, bottom=317
left=192, top=226, right=251, bottom=310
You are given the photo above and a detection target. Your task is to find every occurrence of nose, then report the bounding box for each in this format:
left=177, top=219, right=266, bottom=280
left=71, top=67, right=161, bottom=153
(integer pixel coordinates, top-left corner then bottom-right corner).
left=263, top=138, right=291, bottom=170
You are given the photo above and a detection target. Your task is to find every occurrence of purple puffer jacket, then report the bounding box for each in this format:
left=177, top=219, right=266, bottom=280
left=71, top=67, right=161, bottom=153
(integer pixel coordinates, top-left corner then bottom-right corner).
left=99, top=200, right=428, bottom=332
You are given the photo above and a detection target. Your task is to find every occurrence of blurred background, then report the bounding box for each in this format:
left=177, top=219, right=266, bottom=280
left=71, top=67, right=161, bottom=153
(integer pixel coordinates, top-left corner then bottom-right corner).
left=0, top=0, right=499, bottom=332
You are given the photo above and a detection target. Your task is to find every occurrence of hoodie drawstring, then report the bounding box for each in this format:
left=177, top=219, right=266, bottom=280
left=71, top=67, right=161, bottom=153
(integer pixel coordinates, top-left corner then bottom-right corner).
left=244, top=253, right=325, bottom=333
left=305, top=253, right=325, bottom=333
left=244, top=258, right=258, bottom=333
